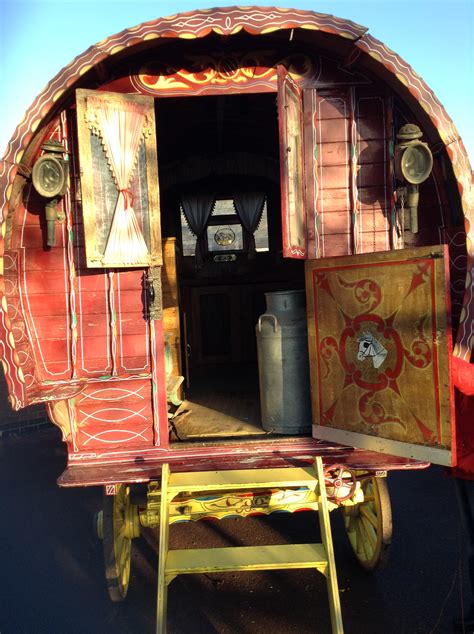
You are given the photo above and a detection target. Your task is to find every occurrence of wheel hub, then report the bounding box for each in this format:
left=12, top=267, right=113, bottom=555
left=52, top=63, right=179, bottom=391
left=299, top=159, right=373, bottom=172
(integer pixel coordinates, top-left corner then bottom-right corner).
left=123, top=502, right=140, bottom=539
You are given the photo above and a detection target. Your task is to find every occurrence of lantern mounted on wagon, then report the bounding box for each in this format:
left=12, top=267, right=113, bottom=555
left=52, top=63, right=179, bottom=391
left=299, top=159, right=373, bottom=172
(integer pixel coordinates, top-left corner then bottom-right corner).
left=394, top=123, right=433, bottom=234
left=31, top=140, right=68, bottom=247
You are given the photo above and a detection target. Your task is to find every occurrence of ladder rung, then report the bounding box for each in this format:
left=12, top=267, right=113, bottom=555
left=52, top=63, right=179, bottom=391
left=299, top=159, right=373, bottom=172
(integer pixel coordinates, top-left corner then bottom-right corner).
left=168, top=467, right=318, bottom=493
left=166, top=543, right=328, bottom=576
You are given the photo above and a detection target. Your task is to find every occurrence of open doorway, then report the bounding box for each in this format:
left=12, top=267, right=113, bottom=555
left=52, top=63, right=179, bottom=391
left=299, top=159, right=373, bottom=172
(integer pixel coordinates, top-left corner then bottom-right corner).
left=156, top=92, right=307, bottom=442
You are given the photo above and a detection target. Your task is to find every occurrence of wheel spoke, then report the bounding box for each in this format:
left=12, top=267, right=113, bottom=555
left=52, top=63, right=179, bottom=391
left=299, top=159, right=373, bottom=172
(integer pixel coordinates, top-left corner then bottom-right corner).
left=344, top=516, right=357, bottom=551
left=115, top=532, right=124, bottom=557
left=102, top=484, right=134, bottom=601
left=118, top=544, right=130, bottom=574
left=362, top=479, right=374, bottom=498
left=354, top=517, right=369, bottom=560
left=360, top=504, right=378, bottom=529
left=343, top=476, right=391, bottom=571
left=360, top=515, right=377, bottom=551
left=345, top=514, right=356, bottom=536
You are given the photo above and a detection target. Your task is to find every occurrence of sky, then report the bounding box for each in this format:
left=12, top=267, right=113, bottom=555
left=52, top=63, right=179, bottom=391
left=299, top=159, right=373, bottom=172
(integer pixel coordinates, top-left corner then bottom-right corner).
left=0, top=0, right=473, bottom=163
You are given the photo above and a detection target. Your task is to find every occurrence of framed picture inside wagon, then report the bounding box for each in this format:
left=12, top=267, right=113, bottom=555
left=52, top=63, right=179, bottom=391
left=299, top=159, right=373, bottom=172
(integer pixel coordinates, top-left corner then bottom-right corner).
left=75, top=89, right=162, bottom=268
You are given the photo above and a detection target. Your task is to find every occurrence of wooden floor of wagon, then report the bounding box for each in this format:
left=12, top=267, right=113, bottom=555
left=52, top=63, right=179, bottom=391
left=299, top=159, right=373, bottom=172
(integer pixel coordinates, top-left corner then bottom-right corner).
left=171, top=368, right=266, bottom=440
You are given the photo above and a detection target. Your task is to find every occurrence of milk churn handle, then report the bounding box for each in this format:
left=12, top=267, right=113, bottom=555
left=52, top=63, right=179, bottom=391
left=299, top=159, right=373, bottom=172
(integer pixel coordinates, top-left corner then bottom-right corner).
left=257, top=314, right=278, bottom=332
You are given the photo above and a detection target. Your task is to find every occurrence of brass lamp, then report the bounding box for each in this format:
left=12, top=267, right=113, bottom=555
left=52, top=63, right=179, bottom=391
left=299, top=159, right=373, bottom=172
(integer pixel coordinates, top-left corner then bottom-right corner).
left=394, top=124, right=433, bottom=234
left=31, top=140, right=68, bottom=246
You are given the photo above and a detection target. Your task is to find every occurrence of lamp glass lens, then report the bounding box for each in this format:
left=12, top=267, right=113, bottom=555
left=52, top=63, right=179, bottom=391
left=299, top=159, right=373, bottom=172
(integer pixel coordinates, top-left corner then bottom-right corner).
left=401, top=145, right=432, bottom=184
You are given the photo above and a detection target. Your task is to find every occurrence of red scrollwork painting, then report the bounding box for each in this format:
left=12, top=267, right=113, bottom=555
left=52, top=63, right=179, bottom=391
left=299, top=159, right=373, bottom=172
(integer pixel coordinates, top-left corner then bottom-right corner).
left=307, top=246, right=452, bottom=452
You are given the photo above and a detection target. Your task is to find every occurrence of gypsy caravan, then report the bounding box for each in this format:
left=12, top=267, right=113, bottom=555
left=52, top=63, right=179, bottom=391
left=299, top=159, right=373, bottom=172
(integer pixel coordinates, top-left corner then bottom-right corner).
left=0, top=7, right=472, bottom=632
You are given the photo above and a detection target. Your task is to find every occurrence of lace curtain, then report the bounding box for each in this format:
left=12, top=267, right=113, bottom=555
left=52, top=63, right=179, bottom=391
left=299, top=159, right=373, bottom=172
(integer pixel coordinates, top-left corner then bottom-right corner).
left=86, top=96, right=151, bottom=266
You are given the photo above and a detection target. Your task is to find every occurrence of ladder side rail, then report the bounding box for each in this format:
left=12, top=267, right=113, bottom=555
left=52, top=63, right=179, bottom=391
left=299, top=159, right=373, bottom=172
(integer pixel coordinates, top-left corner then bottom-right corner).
left=315, top=457, right=344, bottom=634
left=156, top=463, right=171, bottom=634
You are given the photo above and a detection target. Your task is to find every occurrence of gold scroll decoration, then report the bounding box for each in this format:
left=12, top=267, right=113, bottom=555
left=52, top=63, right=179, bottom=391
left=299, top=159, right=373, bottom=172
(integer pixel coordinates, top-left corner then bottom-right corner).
left=306, top=245, right=453, bottom=465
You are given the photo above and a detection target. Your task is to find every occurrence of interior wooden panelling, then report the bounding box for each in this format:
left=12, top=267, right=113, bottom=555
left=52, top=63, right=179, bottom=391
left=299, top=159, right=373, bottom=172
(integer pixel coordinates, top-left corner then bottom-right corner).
left=161, top=238, right=183, bottom=398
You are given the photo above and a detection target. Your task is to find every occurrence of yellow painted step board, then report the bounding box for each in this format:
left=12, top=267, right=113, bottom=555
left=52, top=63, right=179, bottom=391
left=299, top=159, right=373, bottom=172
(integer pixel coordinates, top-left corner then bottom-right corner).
left=166, top=543, right=328, bottom=576
left=168, top=467, right=318, bottom=493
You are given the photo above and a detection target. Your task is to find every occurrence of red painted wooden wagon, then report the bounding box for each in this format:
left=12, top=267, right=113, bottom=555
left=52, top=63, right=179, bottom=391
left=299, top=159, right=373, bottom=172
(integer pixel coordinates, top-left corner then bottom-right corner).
left=0, top=6, right=472, bottom=632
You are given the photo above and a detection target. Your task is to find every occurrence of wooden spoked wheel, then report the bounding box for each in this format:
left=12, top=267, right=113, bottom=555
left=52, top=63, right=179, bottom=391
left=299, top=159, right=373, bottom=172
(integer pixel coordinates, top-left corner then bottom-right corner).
left=342, top=476, right=392, bottom=571
left=102, top=484, right=138, bottom=602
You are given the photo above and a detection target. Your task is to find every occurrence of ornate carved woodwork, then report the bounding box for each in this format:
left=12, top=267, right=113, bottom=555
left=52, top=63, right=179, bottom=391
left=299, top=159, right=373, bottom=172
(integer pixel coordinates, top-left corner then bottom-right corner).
left=75, top=89, right=162, bottom=268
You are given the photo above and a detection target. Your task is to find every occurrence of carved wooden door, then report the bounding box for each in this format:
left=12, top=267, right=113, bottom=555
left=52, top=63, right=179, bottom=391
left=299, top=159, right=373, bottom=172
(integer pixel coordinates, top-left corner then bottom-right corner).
left=277, top=66, right=307, bottom=258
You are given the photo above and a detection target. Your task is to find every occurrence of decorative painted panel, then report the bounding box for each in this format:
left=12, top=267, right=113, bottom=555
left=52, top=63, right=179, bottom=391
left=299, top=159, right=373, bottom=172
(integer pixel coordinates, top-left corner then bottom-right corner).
left=73, top=379, right=154, bottom=450
left=306, top=245, right=454, bottom=466
left=114, top=269, right=150, bottom=373
left=316, top=92, right=352, bottom=257
left=101, top=48, right=372, bottom=99
left=316, top=89, right=392, bottom=258
left=19, top=232, right=71, bottom=383
left=132, top=51, right=314, bottom=96
left=75, top=273, right=112, bottom=377
left=441, top=227, right=467, bottom=337
left=355, top=95, right=391, bottom=253
left=303, top=89, right=320, bottom=259
left=3, top=249, right=30, bottom=405
left=75, top=89, right=162, bottom=268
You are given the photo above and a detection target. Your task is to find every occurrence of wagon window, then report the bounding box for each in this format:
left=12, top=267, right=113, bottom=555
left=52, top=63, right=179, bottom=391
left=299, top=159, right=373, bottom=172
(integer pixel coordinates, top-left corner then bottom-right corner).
left=180, top=197, right=269, bottom=257
left=75, top=89, right=162, bottom=268
left=207, top=198, right=244, bottom=253
left=207, top=224, right=244, bottom=252
left=213, top=199, right=237, bottom=216
left=254, top=202, right=269, bottom=252
left=180, top=208, right=197, bottom=256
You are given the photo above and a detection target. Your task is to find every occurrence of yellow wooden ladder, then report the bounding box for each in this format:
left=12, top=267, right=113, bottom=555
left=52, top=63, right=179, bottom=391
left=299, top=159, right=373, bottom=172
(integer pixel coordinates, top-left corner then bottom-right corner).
left=156, top=457, right=343, bottom=633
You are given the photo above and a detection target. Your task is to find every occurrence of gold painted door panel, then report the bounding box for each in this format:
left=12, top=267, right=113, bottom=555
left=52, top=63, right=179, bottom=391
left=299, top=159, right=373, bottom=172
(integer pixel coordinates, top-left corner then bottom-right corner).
left=305, top=246, right=455, bottom=466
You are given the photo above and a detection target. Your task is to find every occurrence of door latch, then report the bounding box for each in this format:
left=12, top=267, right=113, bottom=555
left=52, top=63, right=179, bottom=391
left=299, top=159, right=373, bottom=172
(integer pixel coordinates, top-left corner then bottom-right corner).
left=145, top=266, right=162, bottom=321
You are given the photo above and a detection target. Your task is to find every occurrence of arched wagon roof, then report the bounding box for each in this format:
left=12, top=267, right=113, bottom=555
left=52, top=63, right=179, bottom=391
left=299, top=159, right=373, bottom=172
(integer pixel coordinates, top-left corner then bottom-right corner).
left=0, top=5, right=472, bottom=353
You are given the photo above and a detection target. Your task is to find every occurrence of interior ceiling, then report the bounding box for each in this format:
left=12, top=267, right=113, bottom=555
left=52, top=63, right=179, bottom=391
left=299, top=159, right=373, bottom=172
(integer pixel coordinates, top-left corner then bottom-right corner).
left=155, top=92, right=279, bottom=165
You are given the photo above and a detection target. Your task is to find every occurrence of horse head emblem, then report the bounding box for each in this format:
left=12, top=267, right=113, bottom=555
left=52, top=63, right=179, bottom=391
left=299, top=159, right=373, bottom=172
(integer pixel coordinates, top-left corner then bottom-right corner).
left=357, top=332, right=387, bottom=369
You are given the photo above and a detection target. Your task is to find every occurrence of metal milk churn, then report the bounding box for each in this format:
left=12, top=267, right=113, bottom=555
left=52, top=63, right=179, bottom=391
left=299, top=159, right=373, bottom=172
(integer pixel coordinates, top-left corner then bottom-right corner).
left=256, top=290, right=312, bottom=434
